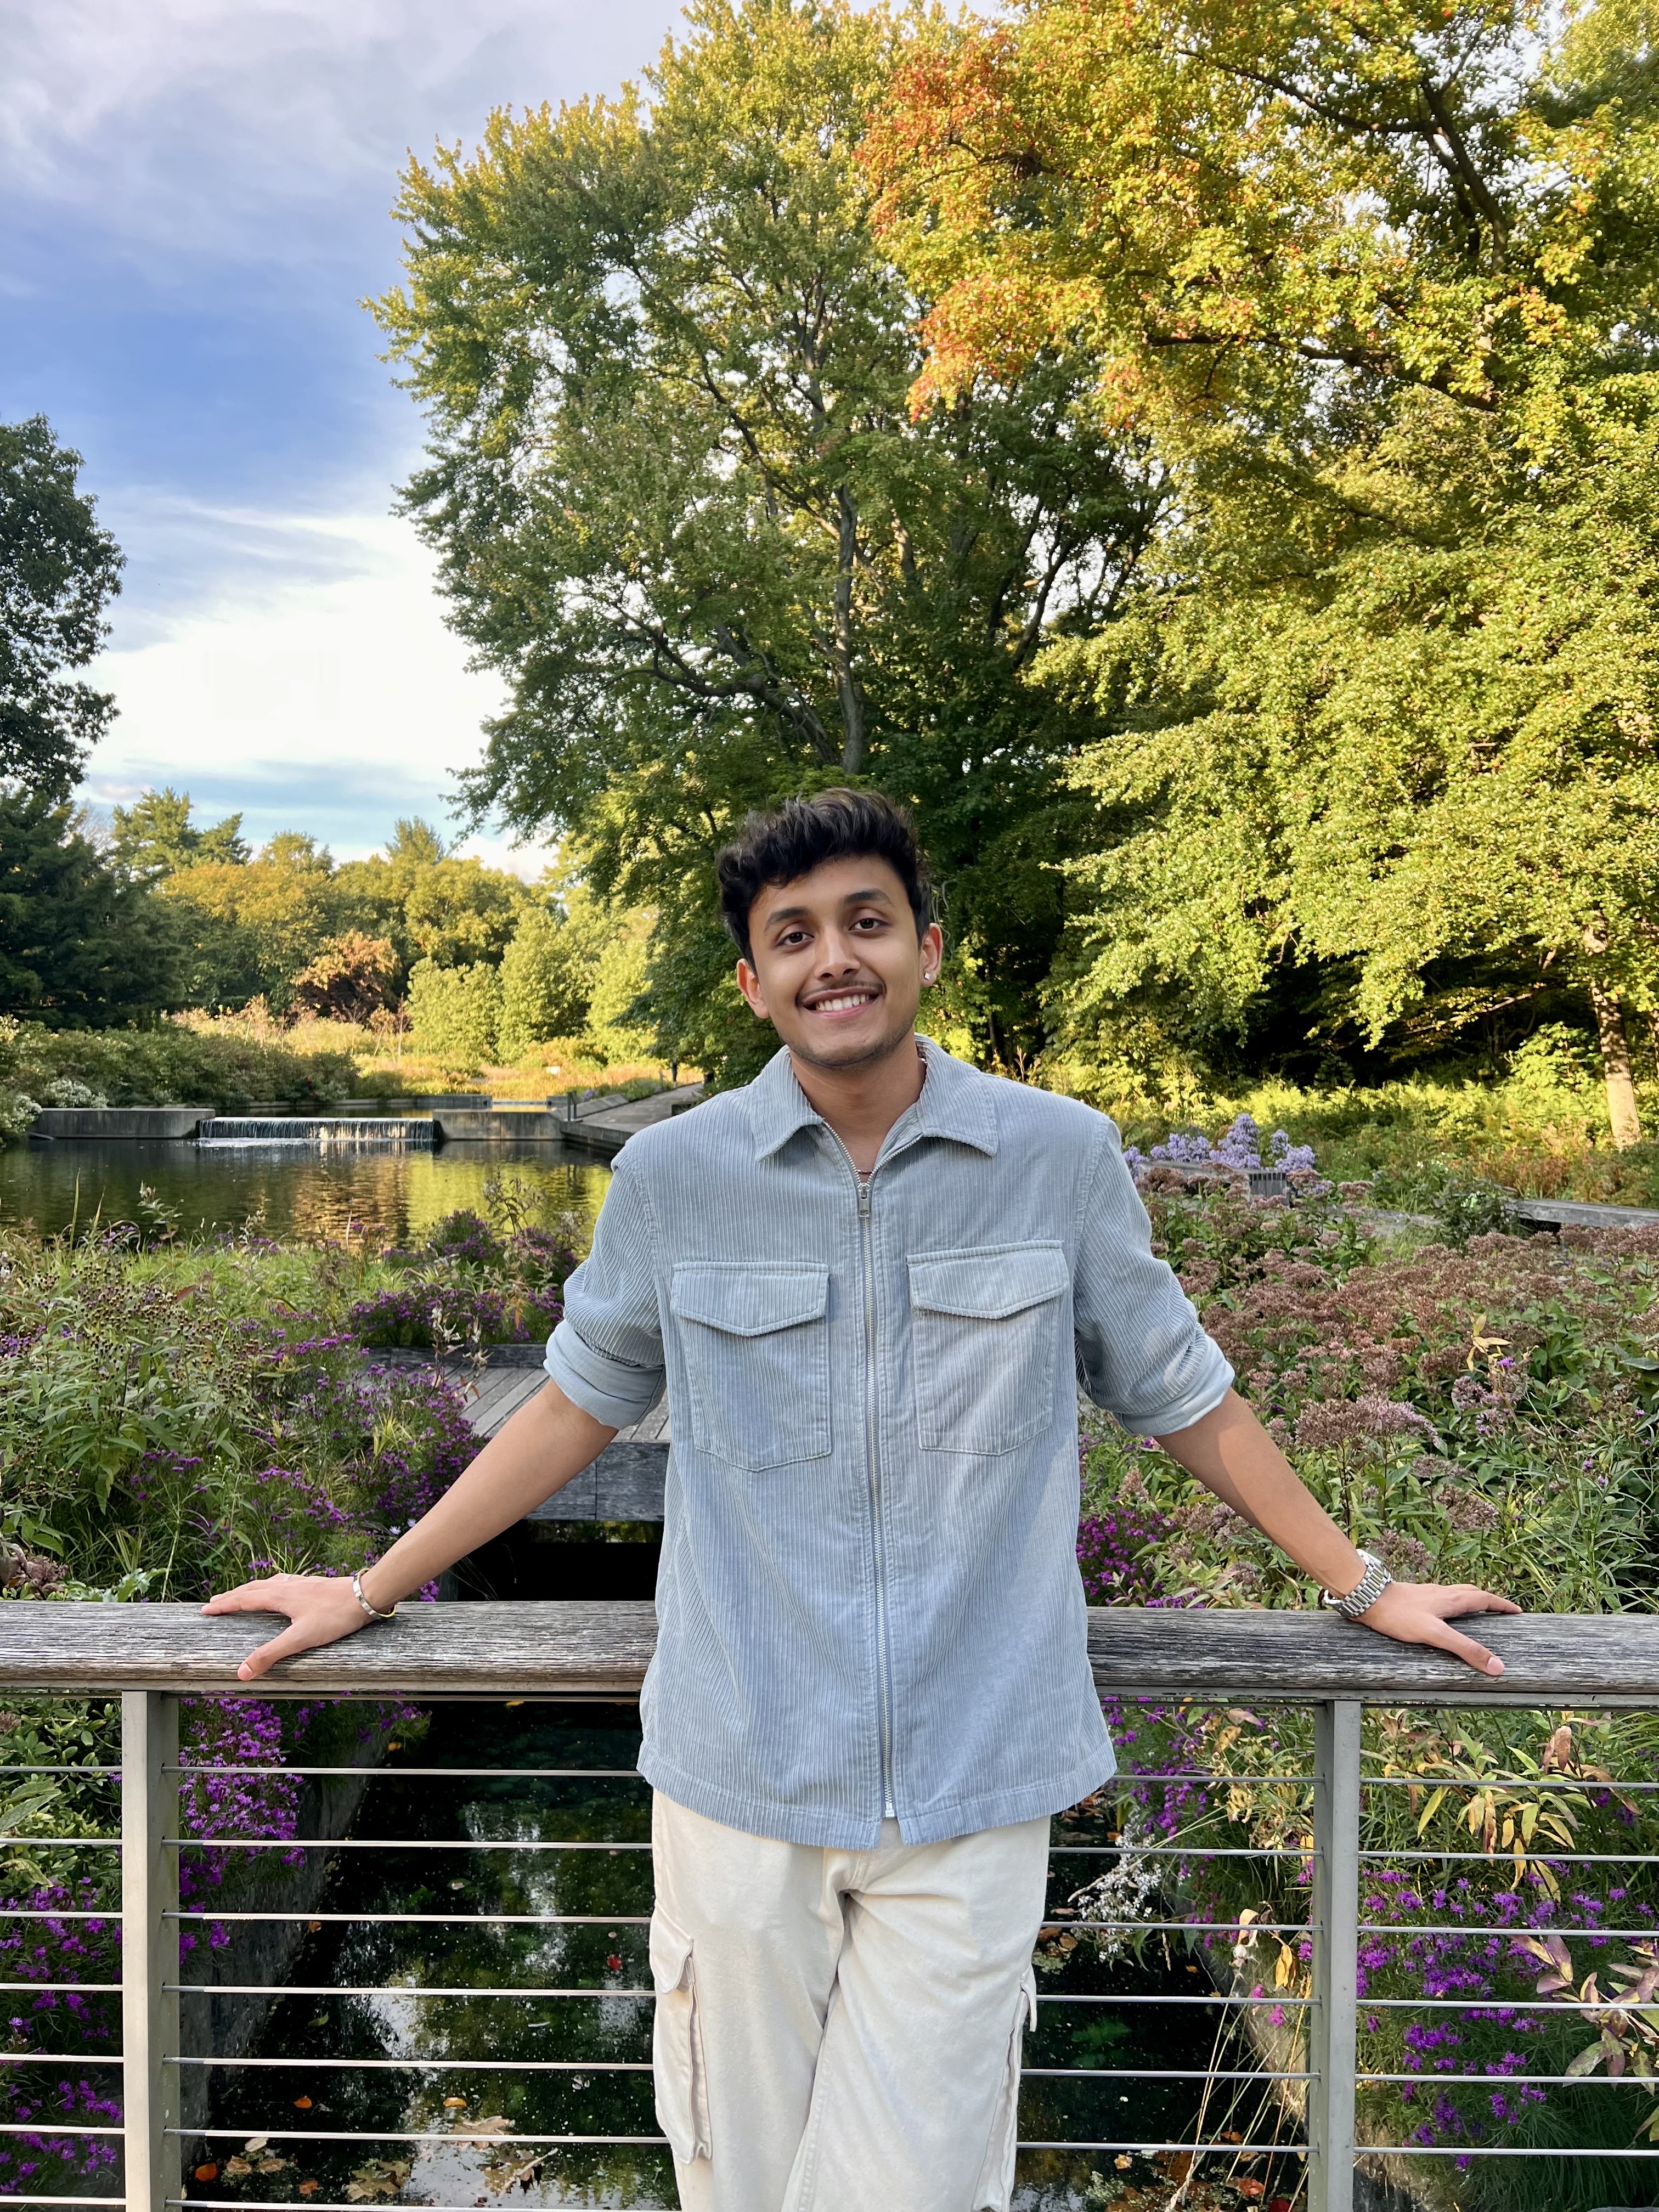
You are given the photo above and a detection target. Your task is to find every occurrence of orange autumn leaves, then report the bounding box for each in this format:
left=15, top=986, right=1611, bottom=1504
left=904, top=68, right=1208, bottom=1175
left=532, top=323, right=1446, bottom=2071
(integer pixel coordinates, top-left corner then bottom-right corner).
left=862, top=0, right=1633, bottom=436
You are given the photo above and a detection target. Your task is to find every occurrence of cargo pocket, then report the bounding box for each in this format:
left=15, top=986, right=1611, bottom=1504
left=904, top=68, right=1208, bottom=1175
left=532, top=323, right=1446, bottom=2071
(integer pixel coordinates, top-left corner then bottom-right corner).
left=650, top=1911, right=711, bottom=2163
left=670, top=1262, right=832, bottom=1470
left=909, top=1243, right=1068, bottom=1456
left=971, top=1965, right=1036, bottom=2211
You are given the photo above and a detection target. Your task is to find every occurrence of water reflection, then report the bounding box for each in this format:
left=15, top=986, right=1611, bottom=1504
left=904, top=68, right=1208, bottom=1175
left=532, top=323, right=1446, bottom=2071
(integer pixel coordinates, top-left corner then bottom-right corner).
left=0, top=1140, right=613, bottom=1246
left=193, top=1703, right=668, bottom=2210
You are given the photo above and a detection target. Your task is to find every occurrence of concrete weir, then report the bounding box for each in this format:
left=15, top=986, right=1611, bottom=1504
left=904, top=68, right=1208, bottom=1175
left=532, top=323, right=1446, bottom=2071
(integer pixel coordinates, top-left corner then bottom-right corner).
left=199, top=1115, right=435, bottom=1147
left=29, top=1105, right=215, bottom=1139
left=431, top=1109, right=568, bottom=1142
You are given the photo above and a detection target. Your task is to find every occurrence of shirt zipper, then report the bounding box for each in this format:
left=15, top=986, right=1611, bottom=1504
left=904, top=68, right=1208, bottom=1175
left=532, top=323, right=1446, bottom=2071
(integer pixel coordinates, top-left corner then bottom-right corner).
left=856, top=1171, right=896, bottom=1823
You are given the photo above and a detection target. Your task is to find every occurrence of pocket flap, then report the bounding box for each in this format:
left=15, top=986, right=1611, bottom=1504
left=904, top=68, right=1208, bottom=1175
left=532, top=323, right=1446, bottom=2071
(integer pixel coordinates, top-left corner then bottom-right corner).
left=907, top=1244, right=1068, bottom=1322
left=670, top=1263, right=830, bottom=1338
left=649, top=1911, right=695, bottom=1993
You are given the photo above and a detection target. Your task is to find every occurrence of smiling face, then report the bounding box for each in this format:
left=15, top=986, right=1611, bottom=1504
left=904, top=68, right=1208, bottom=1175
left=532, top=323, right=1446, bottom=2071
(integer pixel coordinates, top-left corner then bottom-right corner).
left=736, top=855, right=943, bottom=1074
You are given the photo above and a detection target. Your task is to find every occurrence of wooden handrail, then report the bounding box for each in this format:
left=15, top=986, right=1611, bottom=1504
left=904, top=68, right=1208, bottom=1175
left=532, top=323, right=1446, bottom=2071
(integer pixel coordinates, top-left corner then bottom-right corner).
left=0, top=1602, right=1651, bottom=1702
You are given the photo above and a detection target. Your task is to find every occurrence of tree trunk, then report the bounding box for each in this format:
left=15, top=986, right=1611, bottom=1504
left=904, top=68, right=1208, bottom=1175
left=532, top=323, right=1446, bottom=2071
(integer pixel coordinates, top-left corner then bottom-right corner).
left=832, top=489, right=866, bottom=776
left=1589, top=979, right=1642, bottom=1149
left=1593, top=986, right=1645, bottom=1150
left=1583, top=918, right=1641, bottom=1148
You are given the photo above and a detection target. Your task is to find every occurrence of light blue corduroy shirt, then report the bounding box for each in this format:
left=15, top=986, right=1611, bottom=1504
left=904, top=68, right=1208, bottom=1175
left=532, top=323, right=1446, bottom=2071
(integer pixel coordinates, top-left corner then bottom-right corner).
left=545, top=1037, right=1233, bottom=1848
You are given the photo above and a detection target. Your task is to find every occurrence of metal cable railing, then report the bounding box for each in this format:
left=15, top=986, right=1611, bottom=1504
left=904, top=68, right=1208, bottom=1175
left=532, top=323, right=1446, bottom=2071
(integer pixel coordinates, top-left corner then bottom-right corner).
left=0, top=1601, right=1649, bottom=2212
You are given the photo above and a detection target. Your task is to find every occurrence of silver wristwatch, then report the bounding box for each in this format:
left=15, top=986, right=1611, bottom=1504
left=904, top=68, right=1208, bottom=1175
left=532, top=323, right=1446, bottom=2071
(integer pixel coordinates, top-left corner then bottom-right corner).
left=1321, top=1549, right=1392, bottom=1621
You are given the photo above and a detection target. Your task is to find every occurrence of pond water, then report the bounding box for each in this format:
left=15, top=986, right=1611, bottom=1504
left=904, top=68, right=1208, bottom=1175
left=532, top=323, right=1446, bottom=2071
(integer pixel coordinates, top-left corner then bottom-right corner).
left=0, top=1139, right=613, bottom=1245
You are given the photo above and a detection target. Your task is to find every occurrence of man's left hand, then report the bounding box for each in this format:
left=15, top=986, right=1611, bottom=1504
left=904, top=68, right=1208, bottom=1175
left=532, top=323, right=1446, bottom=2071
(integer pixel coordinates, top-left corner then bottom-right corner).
left=1354, top=1580, right=1522, bottom=1675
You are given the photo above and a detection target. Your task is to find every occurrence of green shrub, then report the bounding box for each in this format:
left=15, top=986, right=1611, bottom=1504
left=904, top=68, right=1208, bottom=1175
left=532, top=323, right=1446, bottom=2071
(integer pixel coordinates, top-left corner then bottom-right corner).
left=1074, top=1190, right=1659, bottom=2208
left=0, top=1232, right=475, bottom=1598
left=0, top=1017, right=357, bottom=1120
left=407, top=958, right=500, bottom=1076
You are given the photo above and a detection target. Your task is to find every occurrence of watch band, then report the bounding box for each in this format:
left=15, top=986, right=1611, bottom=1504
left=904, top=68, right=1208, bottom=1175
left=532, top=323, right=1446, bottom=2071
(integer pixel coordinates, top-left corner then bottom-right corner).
left=1321, top=1549, right=1392, bottom=1621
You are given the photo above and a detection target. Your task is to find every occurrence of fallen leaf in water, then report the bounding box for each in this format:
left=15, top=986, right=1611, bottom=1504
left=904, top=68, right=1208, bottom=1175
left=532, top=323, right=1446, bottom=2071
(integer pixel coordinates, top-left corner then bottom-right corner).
left=1238, top=2185, right=1265, bottom=2203
left=244, top=2138, right=269, bottom=2156
left=297, top=2182, right=319, bottom=2198
left=346, top=2157, right=411, bottom=2201
left=194, top=2165, right=219, bottom=2182
left=222, top=2157, right=252, bottom=2178
left=1114, top=2155, right=1131, bottom=2170
left=308, top=1921, right=322, bottom=1933
left=605, top=1954, right=622, bottom=1972
left=258, top=2159, right=287, bottom=2176
left=482, top=2153, right=544, bottom=2194
left=442, top=2096, right=469, bottom=2110
left=292, top=2096, right=313, bottom=2110
left=458, top=2115, right=514, bottom=2140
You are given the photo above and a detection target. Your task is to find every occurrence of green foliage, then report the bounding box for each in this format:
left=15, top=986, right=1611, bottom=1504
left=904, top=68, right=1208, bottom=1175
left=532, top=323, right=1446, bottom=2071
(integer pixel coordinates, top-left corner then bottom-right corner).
left=1370, top=1159, right=1521, bottom=1245
left=0, top=1016, right=356, bottom=1116
left=398, top=857, right=524, bottom=968
left=374, top=0, right=1162, bottom=1074
left=1088, top=1187, right=1659, bottom=1609
left=497, top=906, right=591, bottom=1060
left=866, top=0, right=1659, bottom=1109
left=0, top=416, right=122, bottom=798
left=0, top=1232, right=476, bottom=1599
left=1107, top=1066, right=1659, bottom=1208
left=109, top=786, right=247, bottom=879
left=133, top=804, right=535, bottom=1016
left=584, top=910, right=654, bottom=1064
left=161, top=837, right=335, bottom=1009
left=1045, top=398, right=1659, bottom=1086
left=0, top=788, right=184, bottom=1024
left=408, top=958, right=500, bottom=1076
left=1075, top=1190, right=1659, bottom=2204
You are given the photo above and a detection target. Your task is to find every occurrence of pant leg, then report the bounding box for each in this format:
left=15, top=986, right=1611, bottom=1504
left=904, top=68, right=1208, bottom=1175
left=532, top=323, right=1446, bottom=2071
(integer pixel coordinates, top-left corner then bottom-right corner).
left=781, top=1816, right=1052, bottom=2212
left=649, top=1793, right=846, bottom=2212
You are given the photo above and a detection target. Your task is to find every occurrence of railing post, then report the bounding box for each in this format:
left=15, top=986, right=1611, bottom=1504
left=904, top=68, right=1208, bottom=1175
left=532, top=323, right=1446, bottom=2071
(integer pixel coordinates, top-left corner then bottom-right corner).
left=1308, top=1699, right=1361, bottom=2212
left=123, top=1692, right=180, bottom=2212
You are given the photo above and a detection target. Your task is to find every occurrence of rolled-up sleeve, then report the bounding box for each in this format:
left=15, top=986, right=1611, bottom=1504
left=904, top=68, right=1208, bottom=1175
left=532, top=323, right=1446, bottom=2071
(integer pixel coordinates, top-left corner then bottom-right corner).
left=1074, top=1127, right=1233, bottom=1434
left=544, top=1156, right=667, bottom=1429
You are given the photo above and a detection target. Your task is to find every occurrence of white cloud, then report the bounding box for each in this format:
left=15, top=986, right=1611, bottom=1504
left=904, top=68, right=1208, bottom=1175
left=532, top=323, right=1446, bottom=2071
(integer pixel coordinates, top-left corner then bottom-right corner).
left=0, top=0, right=675, bottom=271
left=4, top=0, right=676, bottom=870
left=80, top=504, right=548, bottom=862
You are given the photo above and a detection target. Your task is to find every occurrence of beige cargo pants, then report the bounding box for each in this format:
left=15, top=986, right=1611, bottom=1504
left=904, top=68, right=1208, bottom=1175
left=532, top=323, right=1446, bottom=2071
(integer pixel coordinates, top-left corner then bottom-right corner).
left=648, top=1792, right=1050, bottom=2212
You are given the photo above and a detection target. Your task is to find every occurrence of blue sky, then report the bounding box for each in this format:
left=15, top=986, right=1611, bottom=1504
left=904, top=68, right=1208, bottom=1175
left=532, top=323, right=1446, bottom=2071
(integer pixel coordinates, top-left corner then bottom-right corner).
left=0, top=0, right=685, bottom=866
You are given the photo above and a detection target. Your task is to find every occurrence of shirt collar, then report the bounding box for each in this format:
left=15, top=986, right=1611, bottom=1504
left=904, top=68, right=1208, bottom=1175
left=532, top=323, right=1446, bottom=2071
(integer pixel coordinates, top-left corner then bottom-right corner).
left=747, top=1033, right=999, bottom=1163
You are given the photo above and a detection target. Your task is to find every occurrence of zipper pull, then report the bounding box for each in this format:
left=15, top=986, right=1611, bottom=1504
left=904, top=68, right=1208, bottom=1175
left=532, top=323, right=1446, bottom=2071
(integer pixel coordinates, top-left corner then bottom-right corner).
left=857, top=1180, right=871, bottom=1218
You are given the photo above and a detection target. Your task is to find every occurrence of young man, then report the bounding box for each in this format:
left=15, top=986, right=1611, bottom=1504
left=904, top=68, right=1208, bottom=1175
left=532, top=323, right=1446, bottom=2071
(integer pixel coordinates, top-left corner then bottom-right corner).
left=207, top=791, right=1518, bottom=2212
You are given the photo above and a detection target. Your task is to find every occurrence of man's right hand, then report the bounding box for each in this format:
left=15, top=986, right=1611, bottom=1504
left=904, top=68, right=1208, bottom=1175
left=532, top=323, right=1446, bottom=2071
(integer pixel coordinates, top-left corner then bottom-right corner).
left=201, top=1573, right=372, bottom=1681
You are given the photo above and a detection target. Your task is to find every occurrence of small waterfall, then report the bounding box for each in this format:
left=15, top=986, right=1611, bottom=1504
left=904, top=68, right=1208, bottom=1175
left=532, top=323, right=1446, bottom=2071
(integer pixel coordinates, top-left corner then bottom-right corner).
left=198, top=1116, right=437, bottom=1149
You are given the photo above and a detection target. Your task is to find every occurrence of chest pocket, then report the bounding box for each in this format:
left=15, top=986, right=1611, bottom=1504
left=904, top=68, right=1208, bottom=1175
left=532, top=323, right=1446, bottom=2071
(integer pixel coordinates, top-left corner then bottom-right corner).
left=908, top=1243, right=1069, bottom=1457
left=669, top=1263, right=832, bottom=1471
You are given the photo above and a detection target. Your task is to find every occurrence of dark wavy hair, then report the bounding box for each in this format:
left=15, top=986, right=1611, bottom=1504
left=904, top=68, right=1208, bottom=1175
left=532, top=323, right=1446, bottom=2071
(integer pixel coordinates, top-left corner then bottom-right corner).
left=715, top=790, right=933, bottom=962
